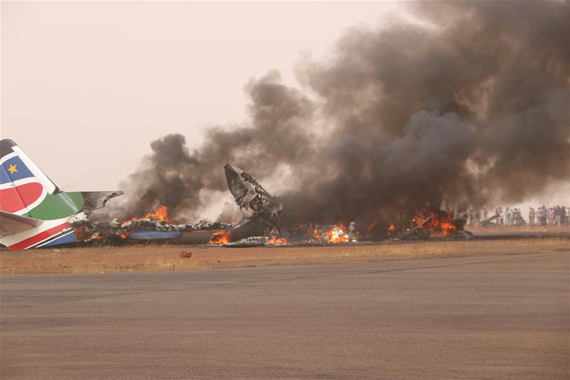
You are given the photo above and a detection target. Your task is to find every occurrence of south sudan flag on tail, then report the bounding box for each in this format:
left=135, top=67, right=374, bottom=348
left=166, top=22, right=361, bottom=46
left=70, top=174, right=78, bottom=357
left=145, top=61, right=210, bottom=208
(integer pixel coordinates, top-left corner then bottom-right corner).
left=0, top=139, right=53, bottom=215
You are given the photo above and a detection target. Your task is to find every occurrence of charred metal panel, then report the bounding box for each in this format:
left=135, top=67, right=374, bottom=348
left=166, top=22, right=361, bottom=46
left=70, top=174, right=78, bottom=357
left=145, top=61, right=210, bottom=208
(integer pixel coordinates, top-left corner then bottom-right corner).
left=224, top=164, right=286, bottom=236
left=81, top=191, right=124, bottom=211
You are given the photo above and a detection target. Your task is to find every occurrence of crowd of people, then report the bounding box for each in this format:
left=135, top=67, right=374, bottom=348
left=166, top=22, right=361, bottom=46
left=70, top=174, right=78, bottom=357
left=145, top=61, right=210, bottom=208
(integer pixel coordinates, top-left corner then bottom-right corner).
left=528, top=205, right=568, bottom=227
left=466, top=205, right=569, bottom=227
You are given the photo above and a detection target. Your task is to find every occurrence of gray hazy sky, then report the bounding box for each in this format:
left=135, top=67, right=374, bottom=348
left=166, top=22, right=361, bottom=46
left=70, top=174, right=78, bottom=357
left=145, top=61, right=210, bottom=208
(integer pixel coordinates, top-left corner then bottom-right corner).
left=2, top=1, right=402, bottom=190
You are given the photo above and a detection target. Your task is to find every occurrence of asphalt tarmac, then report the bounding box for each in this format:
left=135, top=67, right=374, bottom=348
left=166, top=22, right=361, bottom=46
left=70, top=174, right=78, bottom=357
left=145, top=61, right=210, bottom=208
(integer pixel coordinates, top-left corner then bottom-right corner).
left=1, top=252, right=568, bottom=379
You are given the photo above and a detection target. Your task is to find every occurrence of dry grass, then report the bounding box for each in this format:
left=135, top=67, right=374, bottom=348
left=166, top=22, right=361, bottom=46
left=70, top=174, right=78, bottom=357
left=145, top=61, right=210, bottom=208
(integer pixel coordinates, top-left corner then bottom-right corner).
left=1, top=237, right=568, bottom=276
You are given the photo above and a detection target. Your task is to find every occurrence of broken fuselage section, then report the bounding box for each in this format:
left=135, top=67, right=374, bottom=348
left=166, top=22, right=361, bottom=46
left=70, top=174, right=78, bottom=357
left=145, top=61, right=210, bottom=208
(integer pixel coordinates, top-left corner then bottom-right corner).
left=223, top=163, right=287, bottom=239
left=70, top=164, right=287, bottom=247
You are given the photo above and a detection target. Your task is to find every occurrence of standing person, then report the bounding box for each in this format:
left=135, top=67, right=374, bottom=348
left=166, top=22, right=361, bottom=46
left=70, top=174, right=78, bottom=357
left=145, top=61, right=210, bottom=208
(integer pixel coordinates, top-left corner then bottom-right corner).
left=505, top=207, right=512, bottom=226
left=555, top=206, right=562, bottom=226
left=498, top=207, right=504, bottom=225
left=539, top=206, right=547, bottom=227
left=529, top=207, right=535, bottom=226
left=348, top=222, right=356, bottom=242
left=558, top=206, right=566, bottom=226
left=475, top=209, right=481, bottom=226
left=515, top=208, right=526, bottom=226
left=547, top=207, right=554, bottom=226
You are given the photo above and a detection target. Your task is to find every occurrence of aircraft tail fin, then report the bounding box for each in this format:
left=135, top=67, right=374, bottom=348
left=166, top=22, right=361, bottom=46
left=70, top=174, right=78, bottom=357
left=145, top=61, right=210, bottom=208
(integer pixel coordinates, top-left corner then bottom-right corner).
left=1, top=139, right=58, bottom=215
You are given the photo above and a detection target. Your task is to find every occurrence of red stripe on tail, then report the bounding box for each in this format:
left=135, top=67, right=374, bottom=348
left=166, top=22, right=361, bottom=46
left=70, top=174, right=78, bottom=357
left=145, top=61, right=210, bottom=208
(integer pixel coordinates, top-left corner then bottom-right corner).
left=9, top=223, right=71, bottom=250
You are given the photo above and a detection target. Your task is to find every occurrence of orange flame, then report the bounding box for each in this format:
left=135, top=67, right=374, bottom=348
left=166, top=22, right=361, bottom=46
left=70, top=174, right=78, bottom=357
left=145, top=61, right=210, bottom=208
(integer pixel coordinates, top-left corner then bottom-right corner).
left=412, top=212, right=456, bottom=237
left=149, top=205, right=171, bottom=221
left=121, top=205, right=173, bottom=227
left=120, top=230, right=132, bottom=239
left=209, top=230, right=232, bottom=244
left=74, top=225, right=85, bottom=238
left=139, top=205, right=172, bottom=222
left=309, top=229, right=321, bottom=241
left=297, top=224, right=323, bottom=242
left=267, top=236, right=289, bottom=245
left=365, top=222, right=378, bottom=237
left=309, top=227, right=322, bottom=240
left=325, top=223, right=349, bottom=243
left=438, top=220, right=456, bottom=237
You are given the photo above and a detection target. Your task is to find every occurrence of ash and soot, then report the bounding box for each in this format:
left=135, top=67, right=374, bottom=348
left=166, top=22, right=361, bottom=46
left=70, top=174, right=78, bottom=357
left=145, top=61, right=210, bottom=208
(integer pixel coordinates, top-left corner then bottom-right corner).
left=112, top=2, right=568, bottom=243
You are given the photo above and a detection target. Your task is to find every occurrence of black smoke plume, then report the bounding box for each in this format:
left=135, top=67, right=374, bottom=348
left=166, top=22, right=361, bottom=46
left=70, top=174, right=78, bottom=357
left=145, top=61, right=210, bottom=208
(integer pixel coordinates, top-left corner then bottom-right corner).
left=117, top=1, right=569, bottom=226
left=116, top=71, right=315, bottom=220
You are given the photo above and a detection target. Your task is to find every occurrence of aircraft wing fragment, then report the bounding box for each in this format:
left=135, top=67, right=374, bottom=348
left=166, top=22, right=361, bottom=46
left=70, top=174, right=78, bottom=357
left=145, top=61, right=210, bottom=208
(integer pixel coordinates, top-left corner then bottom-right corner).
left=0, top=211, right=43, bottom=238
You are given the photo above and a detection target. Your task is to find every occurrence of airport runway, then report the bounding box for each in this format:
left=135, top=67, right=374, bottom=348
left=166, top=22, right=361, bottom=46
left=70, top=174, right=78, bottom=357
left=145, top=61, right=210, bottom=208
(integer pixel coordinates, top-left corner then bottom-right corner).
left=2, top=252, right=568, bottom=379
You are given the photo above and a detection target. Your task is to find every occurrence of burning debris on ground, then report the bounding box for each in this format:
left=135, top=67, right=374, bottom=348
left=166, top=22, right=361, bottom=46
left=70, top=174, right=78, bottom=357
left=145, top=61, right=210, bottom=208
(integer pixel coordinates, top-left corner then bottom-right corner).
left=72, top=205, right=235, bottom=246
left=70, top=163, right=471, bottom=248
left=206, top=164, right=290, bottom=247
left=208, top=230, right=232, bottom=245
left=401, top=210, right=471, bottom=240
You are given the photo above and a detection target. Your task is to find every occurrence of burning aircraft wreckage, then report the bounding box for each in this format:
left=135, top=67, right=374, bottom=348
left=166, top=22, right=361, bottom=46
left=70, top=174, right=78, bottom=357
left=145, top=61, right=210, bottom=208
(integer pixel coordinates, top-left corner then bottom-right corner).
left=68, top=164, right=471, bottom=249
left=0, top=138, right=470, bottom=250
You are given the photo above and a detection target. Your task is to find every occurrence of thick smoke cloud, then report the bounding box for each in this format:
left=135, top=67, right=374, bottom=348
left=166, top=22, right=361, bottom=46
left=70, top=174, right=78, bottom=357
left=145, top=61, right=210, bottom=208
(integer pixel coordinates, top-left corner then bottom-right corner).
left=118, top=1, right=569, bottom=224
left=116, top=71, right=315, bottom=219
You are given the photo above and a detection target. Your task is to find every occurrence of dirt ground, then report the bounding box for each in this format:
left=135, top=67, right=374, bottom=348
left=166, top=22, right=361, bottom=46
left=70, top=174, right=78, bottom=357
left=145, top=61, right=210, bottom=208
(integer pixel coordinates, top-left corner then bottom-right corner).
left=1, top=228, right=568, bottom=275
